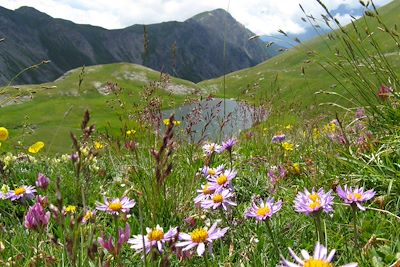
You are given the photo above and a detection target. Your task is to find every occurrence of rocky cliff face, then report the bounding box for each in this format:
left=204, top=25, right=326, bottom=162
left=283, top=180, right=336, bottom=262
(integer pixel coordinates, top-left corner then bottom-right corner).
left=0, top=6, right=271, bottom=85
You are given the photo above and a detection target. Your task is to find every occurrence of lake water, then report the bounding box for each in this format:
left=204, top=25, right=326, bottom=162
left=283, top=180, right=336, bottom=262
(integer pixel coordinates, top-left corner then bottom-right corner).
left=162, top=98, right=267, bottom=143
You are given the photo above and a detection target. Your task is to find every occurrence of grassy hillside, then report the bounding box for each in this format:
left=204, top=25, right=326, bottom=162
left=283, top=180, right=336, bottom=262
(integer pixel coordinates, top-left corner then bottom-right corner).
left=0, top=63, right=203, bottom=153
left=199, top=0, right=400, bottom=122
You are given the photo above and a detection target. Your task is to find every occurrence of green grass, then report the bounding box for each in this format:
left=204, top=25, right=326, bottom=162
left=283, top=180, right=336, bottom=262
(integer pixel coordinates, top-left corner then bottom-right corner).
left=0, top=63, right=203, bottom=153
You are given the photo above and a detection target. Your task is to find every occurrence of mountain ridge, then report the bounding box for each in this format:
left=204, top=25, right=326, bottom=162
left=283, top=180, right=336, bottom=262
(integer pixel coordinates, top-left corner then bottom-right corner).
left=0, top=6, right=272, bottom=85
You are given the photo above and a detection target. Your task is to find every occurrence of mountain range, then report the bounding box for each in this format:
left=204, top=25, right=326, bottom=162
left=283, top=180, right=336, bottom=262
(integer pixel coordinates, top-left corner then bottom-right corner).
left=0, top=6, right=276, bottom=85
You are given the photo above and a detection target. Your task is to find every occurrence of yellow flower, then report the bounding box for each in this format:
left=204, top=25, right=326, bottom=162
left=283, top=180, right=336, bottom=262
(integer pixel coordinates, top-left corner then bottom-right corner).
left=126, top=129, right=136, bottom=136
left=0, top=127, right=9, bottom=141
left=292, top=163, right=301, bottom=175
left=65, top=205, right=77, bottom=214
left=28, top=141, right=45, bottom=154
left=285, top=124, right=292, bottom=130
left=94, top=141, right=104, bottom=150
left=163, top=119, right=171, bottom=126
left=323, top=123, right=336, bottom=134
left=163, top=119, right=181, bottom=126
left=313, top=128, right=321, bottom=139
left=282, top=142, right=294, bottom=152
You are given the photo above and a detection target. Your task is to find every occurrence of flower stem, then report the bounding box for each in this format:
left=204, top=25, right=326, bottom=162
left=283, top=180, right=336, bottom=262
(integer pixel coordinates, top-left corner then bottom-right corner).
left=114, top=216, right=120, bottom=266
left=203, top=249, right=210, bottom=267
left=352, top=205, right=359, bottom=249
left=265, top=220, right=280, bottom=256
left=314, top=213, right=325, bottom=245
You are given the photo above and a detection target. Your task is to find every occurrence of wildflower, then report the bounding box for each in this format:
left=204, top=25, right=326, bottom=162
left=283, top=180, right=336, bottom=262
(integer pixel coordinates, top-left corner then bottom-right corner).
left=278, top=242, right=358, bottom=267
left=272, top=132, right=286, bottom=143
left=128, top=225, right=177, bottom=254
left=245, top=197, right=282, bottom=221
left=70, top=152, right=79, bottom=162
left=355, top=108, right=366, bottom=119
left=285, top=124, right=292, bottom=130
left=0, top=127, right=9, bottom=141
left=201, top=164, right=224, bottom=179
left=336, top=185, right=375, bottom=211
left=294, top=188, right=334, bottom=215
left=201, top=189, right=237, bottom=211
left=64, top=205, right=77, bottom=214
left=163, top=119, right=181, bottom=126
left=98, top=223, right=130, bottom=256
left=36, top=173, right=50, bottom=190
left=221, top=138, right=237, bottom=152
left=268, top=165, right=286, bottom=186
left=94, top=141, right=104, bottom=150
left=126, top=129, right=136, bottom=136
left=202, top=143, right=222, bottom=155
left=194, top=183, right=215, bottom=204
left=7, top=185, right=36, bottom=201
left=312, top=128, right=321, bottom=139
left=208, top=169, right=237, bottom=191
left=82, top=210, right=96, bottom=224
left=377, top=84, right=392, bottom=100
left=282, top=142, right=294, bottom=152
left=0, top=184, right=9, bottom=199
left=96, top=196, right=135, bottom=215
left=291, top=163, right=301, bottom=175
left=24, top=202, right=50, bottom=231
left=28, top=141, right=45, bottom=154
left=176, top=222, right=228, bottom=256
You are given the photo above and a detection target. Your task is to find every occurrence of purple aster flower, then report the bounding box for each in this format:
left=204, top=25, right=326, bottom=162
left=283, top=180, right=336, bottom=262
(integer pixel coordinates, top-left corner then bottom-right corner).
left=245, top=197, right=282, bottom=221
left=201, top=164, right=224, bottom=179
left=36, top=173, right=50, bottom=190
left=272, top=132, right=286, bottom=143
left=278, top=242, right=358, bottom=267
left=176, top=222, right=228, bottom=256
left=128, top=225, right=177, bottom=255
left=221, top=138, right=237, bottom=152
left=336, top=185, right=375, bottom=211
left=98, top=223, right=130, bottom=256
left=24, top=202, right=50, bottom=231
left=208, top=169, right=237, bottom=191
left=194, top=183, right=215, bottom=204
left=294, top=188, right=334, bottom=215
left=96, top=196, right=135, bottom=215
left=202, top=143, right=222, bottom=155
left=7, top=185, right=36, bottom=201
left=201, top=189, right=237, bottom=211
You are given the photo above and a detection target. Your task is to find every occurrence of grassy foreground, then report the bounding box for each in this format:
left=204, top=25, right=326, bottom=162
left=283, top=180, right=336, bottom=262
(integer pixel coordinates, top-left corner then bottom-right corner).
left=0, top=1, right=400, bottom=266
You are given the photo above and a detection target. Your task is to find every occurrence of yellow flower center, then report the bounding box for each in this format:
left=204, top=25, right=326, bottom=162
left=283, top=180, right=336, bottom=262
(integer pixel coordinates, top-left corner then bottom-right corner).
left=347, top=193, right=362, bottom=200
left=212, top=194, right=223, bottom=203
left=108, top=202, right=123, bottom=211
left=256, top=206, right=271, bottom=216
left=208, top=169, right=216, bottom=175
left=14, top=187, right=26, bottom=195
left=148, top=229, right=165, bottom=241
left=217, top=174, right=228, bottom=185
left=308, top=201, right=321, bottom=209
left=190, top=228, right=209, bottom=243
left=309, top=193, right=320, bottom=202
left=202, top=184, right=214, bottom=195
left=303, top=258, right=332, bottom=267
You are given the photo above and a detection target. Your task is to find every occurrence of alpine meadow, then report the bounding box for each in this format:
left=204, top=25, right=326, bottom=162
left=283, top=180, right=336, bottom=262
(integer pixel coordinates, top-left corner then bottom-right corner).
left=0, top=0, right=399, bottom=266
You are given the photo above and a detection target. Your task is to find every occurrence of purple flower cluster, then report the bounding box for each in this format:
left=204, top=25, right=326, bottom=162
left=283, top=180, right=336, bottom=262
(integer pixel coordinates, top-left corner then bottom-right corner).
left=272, top=132, right=286, bottom=143
left=24, top=201, right=50, bottom=231
left=98, top=224, right=131, bottom=256
left=195, top=165, right=237, bottom=211
left=294, top=188, right=334, bottom=215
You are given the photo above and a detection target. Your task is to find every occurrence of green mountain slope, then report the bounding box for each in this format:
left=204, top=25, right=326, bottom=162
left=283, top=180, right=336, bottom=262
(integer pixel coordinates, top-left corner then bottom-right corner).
left=0, top=63, right=202, bottom=152
left=199, top=0, right=400, bottom=121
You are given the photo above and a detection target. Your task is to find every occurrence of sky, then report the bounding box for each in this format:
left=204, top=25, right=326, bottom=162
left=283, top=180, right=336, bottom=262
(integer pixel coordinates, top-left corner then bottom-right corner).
left=0, top=0, right=393, bottom=35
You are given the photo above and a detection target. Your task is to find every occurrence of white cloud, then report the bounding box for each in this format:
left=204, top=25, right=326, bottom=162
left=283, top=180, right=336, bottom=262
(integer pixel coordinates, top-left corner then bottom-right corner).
left=0, top=0, right=393, bottom=34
